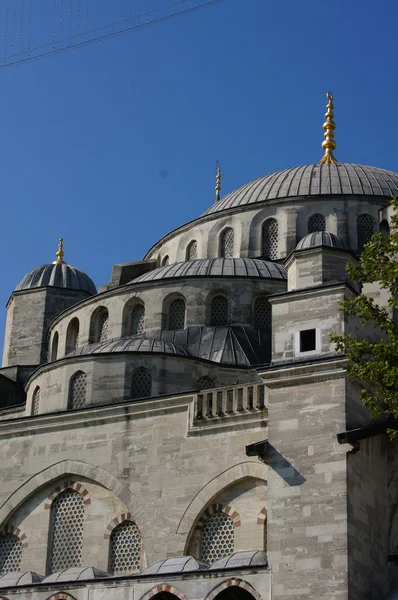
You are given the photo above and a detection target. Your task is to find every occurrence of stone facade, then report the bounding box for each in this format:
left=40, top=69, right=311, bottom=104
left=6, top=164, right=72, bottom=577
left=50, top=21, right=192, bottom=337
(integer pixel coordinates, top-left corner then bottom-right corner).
left=0, top=158, right=396, bottom=600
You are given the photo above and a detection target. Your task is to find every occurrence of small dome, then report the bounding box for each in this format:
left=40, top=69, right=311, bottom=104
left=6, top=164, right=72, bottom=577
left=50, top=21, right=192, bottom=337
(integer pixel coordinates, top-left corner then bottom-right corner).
left=295, top=231, right=345, bottom=251
left=130, top=258, right=286, bottom=284
left=209, top=550, right=268, bottom=570
left=0, top=571, right=43, bottom=587
left=67, top=335, right=189, bottom=358
left=42, top=566, right=109, bottom=583
left=203, top=163, right=398, bottom=215
left=141, top=556, right=208, bottom=575
left=15, top=263, right=96, bottom=295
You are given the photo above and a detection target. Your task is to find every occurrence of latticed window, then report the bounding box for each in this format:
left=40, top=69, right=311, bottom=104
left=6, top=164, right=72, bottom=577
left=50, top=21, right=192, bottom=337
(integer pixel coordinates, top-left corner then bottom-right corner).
left=66, top=318, right=80, bottom=354
left=109, top=521, right=142, bottom=575
left=162, top=255, right=170, bottom=266
left=131, top=368, right=152, bottom=400
left=0, top=534, right=22, bottom=574
left=357, top=214, right=375, bottom=252
left=168, top=299, right=186, bottom=330
left=197, top=376, right=215, bottom=390
left=69, top=371, right=87, bottom=410
left=220, top=228, right=234, bottom=258
left=308, top=213, right=326, bottom=233
left=98, top=311, right=109, bottom=342
left=32, top=387, right=40, bottom=416
left=48, top=489, right=84, bottom=574
left=187, top=240, right=198, bottom=261
left=210, top=295, right=228, bottom=326
left=262, top=219, right=278, bottom=260
left=254, top=296, right=272, bottom=330
left=130, top=305, right=145, bottom=335
left=51, top=332, right=58, bottom=361
left=201, top=512, right=234, bottom=564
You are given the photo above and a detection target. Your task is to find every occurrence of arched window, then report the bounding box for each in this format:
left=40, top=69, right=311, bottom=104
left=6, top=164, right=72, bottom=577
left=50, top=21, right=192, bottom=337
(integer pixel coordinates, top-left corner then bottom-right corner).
left=51, top=332, right=58, bottom=361
left=109, top=521, right=142, bottom=575
left=186, top=240, right=198, bottom=261
left=220, top=228, right=234, bottom=258
left=32, top=386, right=40, bottom=416
left=168, top=299, right=186, bottom=330
left=254, top=296, right=271, bottom=330
left=201, top=512, right=234, bottom=564
left=357, top=214, right=376, bottom=252
left=380, top=219, right=390, bottom=239
left=90, top=307, right=109, bottom=343
left=131, top=368, right=152, bottom=400
left=197, top=376, right=215, bottom=390
left=65, top=318, right=80, bottom=354
left=210, top=295, right=228, bottom=326
left=130, top=305, right=145, bottom=336
left=69, top=371, right=87, bottom=410
left=48, top=489, right=84, bottom=574
left=308, top=213, right=326, bottom=233
left=262, top=219, right=278, bottom=260
left=162, top=255, right=170, bottom=266
left=0, top=533, right=22, bottom=573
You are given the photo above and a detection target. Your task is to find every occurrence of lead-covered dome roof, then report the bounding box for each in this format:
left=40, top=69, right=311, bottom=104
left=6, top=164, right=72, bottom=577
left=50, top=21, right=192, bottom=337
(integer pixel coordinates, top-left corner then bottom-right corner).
left=296, top=231, right=345, bottom=250
left=203, top=164, right=398, bottom=216
left=15, top=263, right=96, bottom=295
left=131, top=258, right=286, bottom=284
left=67, top=336, right=188, bottom=358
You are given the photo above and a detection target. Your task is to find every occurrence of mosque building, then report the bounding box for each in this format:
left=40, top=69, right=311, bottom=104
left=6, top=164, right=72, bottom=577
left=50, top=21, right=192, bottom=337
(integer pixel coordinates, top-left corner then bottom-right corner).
left=0, top=93, right=397, bottom=599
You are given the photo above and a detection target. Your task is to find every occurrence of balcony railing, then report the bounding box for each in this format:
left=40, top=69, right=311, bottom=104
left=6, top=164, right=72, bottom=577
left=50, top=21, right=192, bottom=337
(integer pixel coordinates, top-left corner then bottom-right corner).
left=193, top=382, right=267, bottom=423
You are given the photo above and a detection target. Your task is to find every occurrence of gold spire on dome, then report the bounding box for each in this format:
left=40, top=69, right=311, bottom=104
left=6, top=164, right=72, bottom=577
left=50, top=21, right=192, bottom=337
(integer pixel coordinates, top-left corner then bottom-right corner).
left=318, top=92, right=338, bottom=165
left=215, top=161, right=221, bottom=202
left=53, top=238, right=66, bottom=265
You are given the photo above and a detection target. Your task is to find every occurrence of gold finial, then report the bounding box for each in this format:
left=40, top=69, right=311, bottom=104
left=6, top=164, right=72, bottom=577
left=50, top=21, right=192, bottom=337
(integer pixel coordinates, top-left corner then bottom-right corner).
left=318, top=91, right=338, bottom=164
left=215, top=161, right=221, bottom=202
left=53, top=238, right=66, bottom=265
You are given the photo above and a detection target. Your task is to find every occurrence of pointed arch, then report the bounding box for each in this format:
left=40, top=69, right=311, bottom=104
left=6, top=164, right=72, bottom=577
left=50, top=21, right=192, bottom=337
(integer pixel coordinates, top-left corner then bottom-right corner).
left=51, top=332, right=59, bottom=361
left=65, top=318, right=80, bottom=354
left=205, top=579, right=263, bottom=600
left=140, top=585, right=190, bottom=600
left=261, top=218, right=278, bottom=260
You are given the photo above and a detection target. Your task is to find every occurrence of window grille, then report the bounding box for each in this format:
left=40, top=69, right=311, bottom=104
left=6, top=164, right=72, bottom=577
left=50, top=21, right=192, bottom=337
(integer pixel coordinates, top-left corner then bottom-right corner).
left=254, top=297, right=272, bottom=329
left=357, top=214, right=375, bottom=252
left=131, top=368, right=152, bottom=400
left=32, top=387, right=40, bottom=416
left=48, top=489, right=84, bottom=574
left=131, top=305, right=145, bottom=335
left=187, top=240, right=198, bottom=261
left=162, top=255, right=170, bottom=266
left=197, top=376, right=215, bottom=390
left=168, top=299, right=186, bottom=330
left=308, top=213, right=326, bottom=233
left=262, top=219, right=278, bottom=260
left=201, top=512, right=234, bottom=564
left=51, top=332, right=58, bottom=361
left=109, top=521, right=142, bottom=575
left=0, top=534, right=22, bottom=574
left=69, top=372, right=87, bottom=410
left=66, top=319, right=80, bottom=354
left=210, top=295, right=228, bottom=326
left=98, top=311, right=109, bottom=342
left=220, top=228, right=234, bottom=258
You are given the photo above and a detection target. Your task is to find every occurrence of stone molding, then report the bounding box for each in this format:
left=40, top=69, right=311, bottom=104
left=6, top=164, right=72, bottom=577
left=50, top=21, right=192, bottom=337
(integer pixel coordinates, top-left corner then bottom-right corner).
left=195, top=503, right=241, bottom=530
left=46, top=594, right=77, bottom=600
left=140, top=584, right=189, bottom=600
left=44, top=480, right=91, bottom=509
left=0, top=524, right=28, bottom=548
left=177, top=461, right=267, bottom=536
left=0, top=460, right=142, bottom=531
left=103, top=513, right=136, bottom=539
left=205, top=578, right=262, bottom=600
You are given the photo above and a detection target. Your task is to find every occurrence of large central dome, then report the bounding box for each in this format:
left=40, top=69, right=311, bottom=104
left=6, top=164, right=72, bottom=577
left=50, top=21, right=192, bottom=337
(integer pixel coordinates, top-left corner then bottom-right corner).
left=203, top=163, right=398, bottom=216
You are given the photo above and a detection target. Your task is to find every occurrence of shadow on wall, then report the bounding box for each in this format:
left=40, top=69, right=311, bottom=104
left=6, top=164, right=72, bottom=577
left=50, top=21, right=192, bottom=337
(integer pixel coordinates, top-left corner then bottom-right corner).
left=266, top=444, right=306, bottom=486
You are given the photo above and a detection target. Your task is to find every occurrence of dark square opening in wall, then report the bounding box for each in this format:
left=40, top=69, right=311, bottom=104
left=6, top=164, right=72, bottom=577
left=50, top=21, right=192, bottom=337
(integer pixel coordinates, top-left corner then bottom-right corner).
left=300, top=329, right=316, bottom=352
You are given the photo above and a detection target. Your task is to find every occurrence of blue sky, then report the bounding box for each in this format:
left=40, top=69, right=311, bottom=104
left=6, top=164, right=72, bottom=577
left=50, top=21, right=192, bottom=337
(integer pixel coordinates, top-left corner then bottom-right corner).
left=0, top=0, right=397, bottom=346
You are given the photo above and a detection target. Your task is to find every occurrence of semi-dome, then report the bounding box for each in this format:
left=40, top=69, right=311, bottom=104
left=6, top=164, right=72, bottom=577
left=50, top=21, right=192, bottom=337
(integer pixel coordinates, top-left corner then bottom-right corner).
left=131, top=258, right=286, bottom=284
left=0, top=571, right=44, bottom=587
left=15, top=238, right=96, bottom=295
left=42, top=566, right=109, bottom=583
left=203, top=163, right=398, bottom=216
left=295, top=231, right=346, bottom=251
left=67, top=335, right=189, bottom=358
